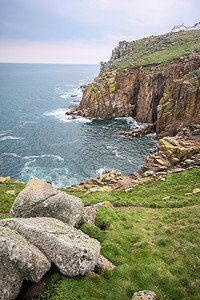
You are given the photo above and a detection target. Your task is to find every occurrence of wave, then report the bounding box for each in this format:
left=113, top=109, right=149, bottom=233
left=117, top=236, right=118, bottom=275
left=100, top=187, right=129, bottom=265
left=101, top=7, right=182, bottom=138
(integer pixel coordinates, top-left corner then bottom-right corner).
left=43, top=108, right=92, bottom=123
left=0, top=136, right=24, bottom=141
left=1, top=152, right=21, bottom=158
left=23, top=154, right=64, bottom=161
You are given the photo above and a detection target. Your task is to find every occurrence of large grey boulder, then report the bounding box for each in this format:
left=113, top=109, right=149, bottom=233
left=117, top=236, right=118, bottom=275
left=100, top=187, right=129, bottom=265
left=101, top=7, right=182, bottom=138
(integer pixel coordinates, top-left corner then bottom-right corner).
left=0, top=226, right=50, bottom=300
left=0, top=217, right=101, bottom=277
left=10, top=176, right=84, bottom=228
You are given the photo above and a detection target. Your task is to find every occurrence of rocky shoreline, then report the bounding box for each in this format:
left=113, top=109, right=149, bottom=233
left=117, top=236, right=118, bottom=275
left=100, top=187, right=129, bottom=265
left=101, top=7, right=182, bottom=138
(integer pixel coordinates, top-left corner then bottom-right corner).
left=69, top=125, right=200, bottom=191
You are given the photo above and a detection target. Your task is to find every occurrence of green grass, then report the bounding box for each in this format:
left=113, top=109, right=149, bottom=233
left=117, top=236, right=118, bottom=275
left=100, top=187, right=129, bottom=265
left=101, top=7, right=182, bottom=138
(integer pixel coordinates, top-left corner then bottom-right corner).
left=114, top=31, right=200, bottom=71
left=37, top=206, right=200, bottom=300
left=1, top=168, right=200, bottom=299
left=63, top=167, right=200, bottom=209
left=0, top=182, right=25, bottom=214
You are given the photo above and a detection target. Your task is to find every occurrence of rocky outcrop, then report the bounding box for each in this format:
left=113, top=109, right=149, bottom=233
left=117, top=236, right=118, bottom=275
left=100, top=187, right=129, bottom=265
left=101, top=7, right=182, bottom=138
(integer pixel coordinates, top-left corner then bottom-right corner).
left=0, top=217, right=101, bottom=300
left=100, top=40, right=129, bottom=73
left=120, top=123, right=156, bottom=137
left=10, top=176, right=84, bottom=228
left=79, top=53, right=200, bottom=135
left=0, top=226, right=50, bottom=300
left=156, top=72, right=200, bottom=137
left=70, top=169, right=142, bottom=191
left=139, top=127, right=200, bottom=175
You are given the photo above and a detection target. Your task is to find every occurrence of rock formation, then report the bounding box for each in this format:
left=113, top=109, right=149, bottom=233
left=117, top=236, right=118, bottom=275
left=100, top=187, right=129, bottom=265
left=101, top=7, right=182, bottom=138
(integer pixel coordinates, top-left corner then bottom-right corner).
left=0, top=217, right=101, bottom=300
left=79, top=53, right=200, bottom=137
left=10, top=176, right=84, bottom=228
left=76, top=30, right=200, bottom=138
left=100, top=40, right=129, bottom=73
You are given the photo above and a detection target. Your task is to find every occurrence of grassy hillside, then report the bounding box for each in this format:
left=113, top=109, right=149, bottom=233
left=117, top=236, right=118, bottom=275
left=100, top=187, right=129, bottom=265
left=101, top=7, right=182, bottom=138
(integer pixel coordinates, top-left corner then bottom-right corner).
left=114, top=30, right=200, bottom=71
left=1, top=168, right=199, bottom=299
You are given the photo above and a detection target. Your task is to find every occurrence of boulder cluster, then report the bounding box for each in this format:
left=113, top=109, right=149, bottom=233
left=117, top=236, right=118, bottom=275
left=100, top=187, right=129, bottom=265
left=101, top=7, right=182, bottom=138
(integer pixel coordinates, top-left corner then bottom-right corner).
left=0, top=177, right=115, bottom=300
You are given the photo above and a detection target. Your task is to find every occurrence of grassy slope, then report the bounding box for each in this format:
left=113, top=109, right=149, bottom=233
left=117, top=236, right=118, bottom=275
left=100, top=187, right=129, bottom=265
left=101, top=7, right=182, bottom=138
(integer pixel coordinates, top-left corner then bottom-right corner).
left=1, top=168, right=199, bottom=299
left=114, top=30, right=200, bottom=71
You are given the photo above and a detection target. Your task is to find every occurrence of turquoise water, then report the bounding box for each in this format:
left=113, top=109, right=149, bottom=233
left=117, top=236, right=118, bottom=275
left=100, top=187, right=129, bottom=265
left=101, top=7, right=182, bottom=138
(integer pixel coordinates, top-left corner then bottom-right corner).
left=0, top=63, right=157, bottom=187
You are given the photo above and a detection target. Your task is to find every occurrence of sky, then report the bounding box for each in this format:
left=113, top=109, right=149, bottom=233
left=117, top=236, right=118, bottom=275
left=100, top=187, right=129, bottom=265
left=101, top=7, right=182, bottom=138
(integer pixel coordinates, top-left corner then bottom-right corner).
left=0, top=0, right=199, bottom=64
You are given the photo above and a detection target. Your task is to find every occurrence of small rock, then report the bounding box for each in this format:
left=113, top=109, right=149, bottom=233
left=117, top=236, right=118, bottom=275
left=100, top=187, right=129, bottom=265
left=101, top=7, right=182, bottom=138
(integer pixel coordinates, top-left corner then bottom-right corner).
left=132, top=290, right=157, bottom=300
left=162, top=196, right=171, bottom=200
left=6, top=190, right=15, bottom=195
left=95, top=255, right=115, bottom=274
left=192, top=188, right=200, bottom=194
left=173, top=168, right=185, bottom=173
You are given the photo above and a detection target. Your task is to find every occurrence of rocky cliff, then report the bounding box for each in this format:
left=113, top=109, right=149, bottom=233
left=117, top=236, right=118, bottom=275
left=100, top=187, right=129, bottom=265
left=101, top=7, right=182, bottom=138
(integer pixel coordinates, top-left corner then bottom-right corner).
left=78, top=30, right=200, bottom=137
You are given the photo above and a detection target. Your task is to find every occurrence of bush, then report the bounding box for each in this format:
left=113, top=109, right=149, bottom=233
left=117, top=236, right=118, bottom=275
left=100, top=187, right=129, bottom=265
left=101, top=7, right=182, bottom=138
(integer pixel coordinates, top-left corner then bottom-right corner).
left=95, top=207, right=118, bottom=229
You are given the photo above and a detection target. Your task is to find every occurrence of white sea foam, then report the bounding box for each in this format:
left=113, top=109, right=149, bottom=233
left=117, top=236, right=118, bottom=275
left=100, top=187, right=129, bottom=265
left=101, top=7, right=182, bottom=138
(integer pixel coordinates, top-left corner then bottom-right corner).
left=96, top=168, right=107, bottom=176
left=43, top=108, right=92, bottom=123
left=2, top=152, right=21, bottom=158
left=0, top=136, right=24, bottom=141
left=60, top=94, right=71, bottom=99
left=23, top=154, right=64, bottom=161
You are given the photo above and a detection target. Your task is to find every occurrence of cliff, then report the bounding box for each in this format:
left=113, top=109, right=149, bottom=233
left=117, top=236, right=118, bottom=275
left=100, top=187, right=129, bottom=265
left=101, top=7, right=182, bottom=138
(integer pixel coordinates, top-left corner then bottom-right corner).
left=79, top=30, right=200, bottom=137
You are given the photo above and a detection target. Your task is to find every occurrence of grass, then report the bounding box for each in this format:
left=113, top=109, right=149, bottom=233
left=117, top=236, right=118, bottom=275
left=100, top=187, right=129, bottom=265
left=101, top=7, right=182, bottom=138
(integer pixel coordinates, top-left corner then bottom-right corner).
left=114, top=31, right=200, bottom=71
left=0, top=168, right=200, bottom=299
left=0, top=182, right=25, bottom=214
left=63, top=168, right=200, bottom=209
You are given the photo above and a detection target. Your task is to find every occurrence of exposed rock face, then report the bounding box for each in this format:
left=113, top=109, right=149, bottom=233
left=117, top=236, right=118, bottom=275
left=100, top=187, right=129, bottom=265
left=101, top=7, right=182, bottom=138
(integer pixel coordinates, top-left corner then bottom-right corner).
left=100, top=40, right=129, bottom=73
left=156, top=78, right=200, bottom=137
left=0, top=226, right=50, bottom=300
left=0, top=217, right=101, bottom=278
left=79, top=54, right=200, bottom=136
left=10, top=176, right=84, bottom=228
left=140, top=128, right=200, bottom=174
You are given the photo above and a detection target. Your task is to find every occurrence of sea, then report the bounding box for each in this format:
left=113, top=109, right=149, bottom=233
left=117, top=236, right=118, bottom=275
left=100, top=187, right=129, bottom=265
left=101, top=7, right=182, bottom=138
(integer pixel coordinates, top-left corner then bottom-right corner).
left=0, top=63, right=157, bottom=188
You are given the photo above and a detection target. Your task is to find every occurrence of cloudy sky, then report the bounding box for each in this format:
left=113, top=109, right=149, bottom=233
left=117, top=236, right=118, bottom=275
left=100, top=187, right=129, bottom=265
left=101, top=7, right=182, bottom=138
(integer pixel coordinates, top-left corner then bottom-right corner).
left=0, top=0, right=199, bottom=64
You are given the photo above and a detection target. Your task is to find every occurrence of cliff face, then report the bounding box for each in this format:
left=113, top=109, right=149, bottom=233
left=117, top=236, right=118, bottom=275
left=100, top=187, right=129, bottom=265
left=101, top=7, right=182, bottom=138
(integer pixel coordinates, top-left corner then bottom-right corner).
left=79, top=54, right=200, bottom=135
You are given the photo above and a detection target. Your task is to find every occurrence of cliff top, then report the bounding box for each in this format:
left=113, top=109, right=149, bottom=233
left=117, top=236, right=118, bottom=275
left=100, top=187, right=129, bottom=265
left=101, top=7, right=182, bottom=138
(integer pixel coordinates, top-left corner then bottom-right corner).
left=101, top=30, right=200, bottom=73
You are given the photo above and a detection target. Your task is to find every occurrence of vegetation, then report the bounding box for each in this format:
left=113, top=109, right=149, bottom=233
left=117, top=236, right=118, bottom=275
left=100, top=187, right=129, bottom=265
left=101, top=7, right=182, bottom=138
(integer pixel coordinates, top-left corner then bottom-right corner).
left=184, top=68, right=200, bottom=89
left=0, top=168, right=200, bottom=299
left=115, top=31, right=200, bottom=72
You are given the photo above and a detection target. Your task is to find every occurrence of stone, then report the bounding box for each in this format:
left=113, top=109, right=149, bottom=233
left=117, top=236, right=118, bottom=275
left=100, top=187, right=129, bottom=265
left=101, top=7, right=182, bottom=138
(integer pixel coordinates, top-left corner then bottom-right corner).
left=173, top=168, right=185, bottom=173
left=10, top=176, right=84, bottom=228
left=6, top=190, right=15, bottom=195
left=0, top=217, right=101, bottom=277
left=83, top=201, right=114, bottom=225
left=0, top=226, right=50, bottom=300
left=95, top=255, right=115, bottom=274
left=132, top=290, right=157, bottom=300
left=0, top=176, right=7, bottom=183
left=192, top=188, right=200, bottom=194
left=162, top=196, right=171, bottom=200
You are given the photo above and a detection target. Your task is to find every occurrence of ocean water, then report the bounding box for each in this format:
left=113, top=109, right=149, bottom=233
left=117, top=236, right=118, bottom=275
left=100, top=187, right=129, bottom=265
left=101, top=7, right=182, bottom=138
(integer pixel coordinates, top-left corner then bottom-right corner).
left=0, top=63, right=157, bottom=187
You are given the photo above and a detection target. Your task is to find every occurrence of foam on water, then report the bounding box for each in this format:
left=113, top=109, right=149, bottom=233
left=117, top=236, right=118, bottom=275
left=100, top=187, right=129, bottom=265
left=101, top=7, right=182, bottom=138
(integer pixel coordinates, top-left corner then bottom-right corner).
left=23, top=154, right=64, bottom=161
left=0, top=136, right=24, bottom=141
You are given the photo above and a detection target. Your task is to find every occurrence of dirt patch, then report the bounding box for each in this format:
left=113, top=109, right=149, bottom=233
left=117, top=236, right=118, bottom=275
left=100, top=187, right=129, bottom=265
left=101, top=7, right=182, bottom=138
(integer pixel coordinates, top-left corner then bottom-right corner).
left=0, top=213, right=11, bottom=217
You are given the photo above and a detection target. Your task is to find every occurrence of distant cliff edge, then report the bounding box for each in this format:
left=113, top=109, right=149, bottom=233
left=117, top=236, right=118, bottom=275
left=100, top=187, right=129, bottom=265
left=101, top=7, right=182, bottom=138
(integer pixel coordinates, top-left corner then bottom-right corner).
left=78, top=29, right=200, bottom=137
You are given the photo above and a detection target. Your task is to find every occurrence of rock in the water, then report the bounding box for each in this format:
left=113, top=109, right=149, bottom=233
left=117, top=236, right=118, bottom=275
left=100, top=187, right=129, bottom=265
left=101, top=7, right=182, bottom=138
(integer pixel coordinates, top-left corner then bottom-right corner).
left=132, top=290, right=157, bottom=300
left=83, top=201, right=114, bottom=225
left=0, top=226, right=50, bottom=300
left=0, top=217, right=101, bottom=277
left=10, top=176, right=84, bottom=228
